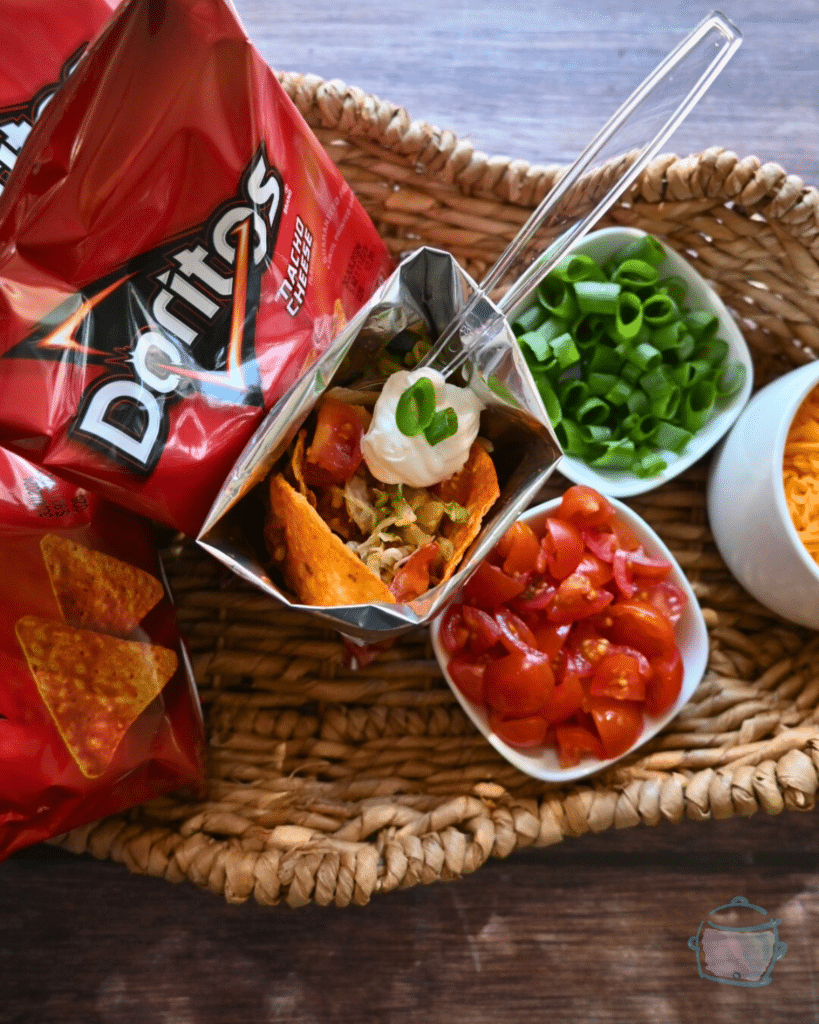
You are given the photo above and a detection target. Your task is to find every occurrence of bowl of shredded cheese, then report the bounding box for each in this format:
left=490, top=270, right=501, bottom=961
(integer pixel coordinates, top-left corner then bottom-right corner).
left=708, top=360, right=819, bottom=629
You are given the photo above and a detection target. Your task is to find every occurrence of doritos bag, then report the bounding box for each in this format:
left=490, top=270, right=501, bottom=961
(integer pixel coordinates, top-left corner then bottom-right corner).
left=0, top=447, right=205, bottom=860
left=0, top=0, right=392, bottom=536
left=0, top=0, right=117, bottom=197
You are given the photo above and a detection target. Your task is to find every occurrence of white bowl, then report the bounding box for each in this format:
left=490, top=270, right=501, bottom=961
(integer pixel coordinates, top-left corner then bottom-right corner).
left=430, top=495, right=709, bottom=782
left=708, top=360, right=819, bottom=629
left=533, top=227, right=754, bottom=497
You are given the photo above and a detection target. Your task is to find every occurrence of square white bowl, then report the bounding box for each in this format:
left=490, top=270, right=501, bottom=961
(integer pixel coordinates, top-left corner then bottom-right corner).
left=429, top=493, right=709, bottom=783
left=523, top=227, right=754, bottom=498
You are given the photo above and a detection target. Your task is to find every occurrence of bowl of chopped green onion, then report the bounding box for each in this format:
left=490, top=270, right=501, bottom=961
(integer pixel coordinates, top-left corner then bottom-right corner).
left=511, top=228, right=753, bottom=496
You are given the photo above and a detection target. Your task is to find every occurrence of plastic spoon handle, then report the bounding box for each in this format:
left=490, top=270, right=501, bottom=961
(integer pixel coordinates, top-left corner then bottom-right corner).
left=427, top=10, right=741, bottom=379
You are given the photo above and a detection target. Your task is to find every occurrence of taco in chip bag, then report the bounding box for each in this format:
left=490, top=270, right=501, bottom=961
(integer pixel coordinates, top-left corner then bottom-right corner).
left=263, top=369, right=501, bottom=605
left=0, top=0, right=392, bottom=537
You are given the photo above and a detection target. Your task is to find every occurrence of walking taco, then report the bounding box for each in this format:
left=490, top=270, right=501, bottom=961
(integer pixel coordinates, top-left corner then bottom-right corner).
left=199, top=248, right=563, bottom=641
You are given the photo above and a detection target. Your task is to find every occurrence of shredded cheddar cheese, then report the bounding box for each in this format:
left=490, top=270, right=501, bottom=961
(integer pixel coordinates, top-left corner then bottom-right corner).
left=783, top=384, right=819, bottom=563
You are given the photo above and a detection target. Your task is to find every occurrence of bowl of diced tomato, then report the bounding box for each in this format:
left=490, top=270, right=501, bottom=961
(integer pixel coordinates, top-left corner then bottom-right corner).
left=430, top=484, right=709, bottom=781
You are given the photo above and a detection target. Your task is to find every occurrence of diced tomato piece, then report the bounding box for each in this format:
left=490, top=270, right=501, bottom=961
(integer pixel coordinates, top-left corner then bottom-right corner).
left=563, top=620, right=611, bottom=677
left=482, top=648, right=555, bottom=718
left=636, top=579, right=687, bottom=626
left=542, top=670, right=584, bottom=725
left=627, top=546, right=673, bottom=581
left=589, top=652, right=645, bottom=702
left=447, top=655, right=487, bottom=704
left=511, top=576, right=557, bottom=612
left=583, top=529, right=619, bottom=562
left=390, top=542, right=439, bottom=602
left=495, top=521, right=542, bottom=576
left=603, top=599, right=678, bottom=659
left=645, top=648, right=684, bottom=717
left=495, top=607, right=539, bottom=654
left=612, top=547, right=636, bottom=598
left=461, top=605, right=503, bottom=652
left=538, top=517, right=584, bottom=579
left=530, top=620, right=571, bottom=660
left=546, top=572, right=614, bottom=625
left=303, top=397, right=365, bottom=485
left=587, top=697, right=643, bottom=759
left=558, top=485, right=615, bottom=529
left=554, top=723, right=606, bottom=767
left=463, top=561, right=528, bottom=607
left=575, top=552, right=613, bottom=588
left=439, top=603, right=470, bottom=655
left=488, top=710, right=549, bottom=749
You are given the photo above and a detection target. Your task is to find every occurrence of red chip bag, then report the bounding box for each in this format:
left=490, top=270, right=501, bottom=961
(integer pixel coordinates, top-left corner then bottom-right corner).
left=0, top=0, right=117, bottom=195
left=0, top=447, right=205, bottom=861
left=0, top=0, right=393, bottom=536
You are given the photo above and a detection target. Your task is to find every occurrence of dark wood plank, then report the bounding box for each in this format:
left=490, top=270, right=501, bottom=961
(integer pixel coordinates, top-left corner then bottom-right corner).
left=4, top=811, right=819, bottom=1023
left=236, top=0, right=819, bottom=185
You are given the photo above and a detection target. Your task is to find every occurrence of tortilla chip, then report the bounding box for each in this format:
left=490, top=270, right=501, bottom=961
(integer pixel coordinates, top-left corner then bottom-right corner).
left=434, top=442, right=501, bottom=583
left=40, top=534, right=164, bottom=635
left=15, top=616, right=177, bottom=778
left=267, top=474, right=396, bottom=606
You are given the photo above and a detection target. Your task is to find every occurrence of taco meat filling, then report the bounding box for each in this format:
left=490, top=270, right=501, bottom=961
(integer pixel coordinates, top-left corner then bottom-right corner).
left=264, top=375, right=500, bottom=606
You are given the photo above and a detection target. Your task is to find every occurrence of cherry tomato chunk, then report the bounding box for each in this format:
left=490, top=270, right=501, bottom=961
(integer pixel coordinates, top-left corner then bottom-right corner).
left=483, top=648, right=555, bottom=719
left=495, top=521, right=542, bottom=576
left=489, top=711, right=549, bottom=749
left=463, top=561, right=528, bottom=607
left=447, top=655, right=486, bottom=704
left=303, top=397, right=365, bottom=485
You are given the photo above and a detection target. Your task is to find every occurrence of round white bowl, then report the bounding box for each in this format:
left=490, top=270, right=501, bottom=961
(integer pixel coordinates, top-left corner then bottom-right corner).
left=430, top=494, right=709, bottom=782
left=708, top=360, right=819, bottom=629
left=540, top=227, right=754, bottom=498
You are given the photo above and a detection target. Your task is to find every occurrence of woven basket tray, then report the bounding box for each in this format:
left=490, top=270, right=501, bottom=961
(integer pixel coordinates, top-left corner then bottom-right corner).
left=57, top=73, right=819, bottom=907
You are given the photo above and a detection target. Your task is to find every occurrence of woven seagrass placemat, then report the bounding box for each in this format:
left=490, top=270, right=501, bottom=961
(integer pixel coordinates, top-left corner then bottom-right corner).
left=57, top=74, right=819, bottom=907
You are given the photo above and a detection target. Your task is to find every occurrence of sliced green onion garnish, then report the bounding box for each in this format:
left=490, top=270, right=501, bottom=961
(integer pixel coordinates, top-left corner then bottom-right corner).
left=396, top=377, right=436, bottom=436
left=441, top=500, right=470, bottom=523
left=574, top=280, right=620, bottom=315
left=423, top=406, right=458, bottom=446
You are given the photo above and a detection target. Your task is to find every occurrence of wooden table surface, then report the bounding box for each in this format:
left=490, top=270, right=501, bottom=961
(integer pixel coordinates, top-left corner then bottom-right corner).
left=3, top=1, right=819, bottom=1022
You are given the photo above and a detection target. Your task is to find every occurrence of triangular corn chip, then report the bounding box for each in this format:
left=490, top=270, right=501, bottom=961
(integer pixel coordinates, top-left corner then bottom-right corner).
left=16, top=616, right=177, bottom=778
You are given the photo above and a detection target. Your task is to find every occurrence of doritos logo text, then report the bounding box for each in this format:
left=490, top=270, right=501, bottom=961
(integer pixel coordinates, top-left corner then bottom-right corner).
left=7, top=146, right=284, bottom=476
left=0, top=46, right=87, bottom=193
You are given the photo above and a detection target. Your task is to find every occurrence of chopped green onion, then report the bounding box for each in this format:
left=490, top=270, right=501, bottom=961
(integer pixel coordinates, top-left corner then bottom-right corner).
left=550, top=332, right=581, bottom=370
left=512, top=304, right=545, bottom=336
left=642, top=293, right=678, bottom=326
left=423, top=407, right=458, bottom=446
left=396, top=377, right=436, bottom=436
left=657, top=276, right=688, bottom=307
left=613, top=291, right=644, bottom=342
left=591, top=438, right=636, bottom=469
left=574, top=280, right=621, bottom=315
left=650, top=421, right=693, bottom=454
left=441, top=500, right=470, bottom=523
left=553, top=254, right=607, bottom=284
left=612, top=258, right=659, bottom=292
left=538, top=276, right=578, bottom=321
left=685, top=310, right=720, bottom=341
left=716, top=361, right=747, bottom=398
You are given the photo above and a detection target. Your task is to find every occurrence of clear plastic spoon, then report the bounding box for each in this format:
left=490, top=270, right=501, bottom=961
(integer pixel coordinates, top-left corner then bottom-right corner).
left=424, top=10, right=742, bottom=380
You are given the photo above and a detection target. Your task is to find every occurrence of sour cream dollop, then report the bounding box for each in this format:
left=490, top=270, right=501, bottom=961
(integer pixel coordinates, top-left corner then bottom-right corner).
left=361, top=368, right=484, bottom=488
